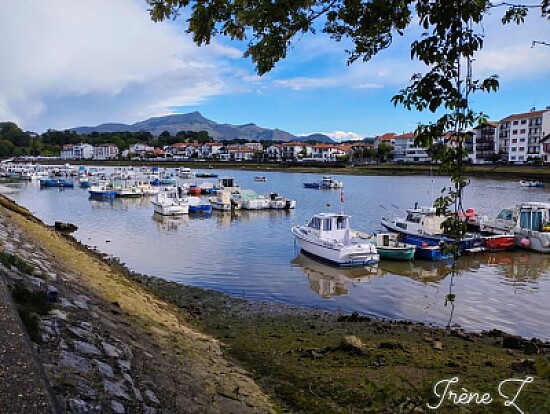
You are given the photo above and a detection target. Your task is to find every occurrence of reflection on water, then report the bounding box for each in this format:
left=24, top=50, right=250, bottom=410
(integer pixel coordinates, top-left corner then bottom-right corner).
left=5, top=170, right=550, bottom=340
left=291, top=253, right=377, bottom=297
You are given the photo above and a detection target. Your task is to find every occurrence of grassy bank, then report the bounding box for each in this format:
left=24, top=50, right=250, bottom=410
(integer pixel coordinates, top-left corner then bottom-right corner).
left=134, top=275, right=550, bottom=413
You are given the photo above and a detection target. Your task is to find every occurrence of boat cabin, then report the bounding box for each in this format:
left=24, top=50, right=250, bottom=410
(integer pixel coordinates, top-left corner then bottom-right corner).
left=308, top=213, right=351, bottom=241
left=398, top=206, right=446, bottom=235
left=518, top=202, right=550, bottom=231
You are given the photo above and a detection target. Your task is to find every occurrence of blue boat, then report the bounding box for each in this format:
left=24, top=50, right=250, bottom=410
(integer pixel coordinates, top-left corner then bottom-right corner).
left=381, top=204, right=483, bottom=260
left=40, top=178, right=74, bottom=188
left=187, top=197, right=212, bottom=214
left=88, top=185, right=117, bottom=199
left=303, top=176, right=343, bottom=189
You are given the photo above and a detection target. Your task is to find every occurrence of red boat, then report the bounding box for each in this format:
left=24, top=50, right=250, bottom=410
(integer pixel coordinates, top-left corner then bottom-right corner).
left=482, top=234, right=515, bottom=251
left=188, top=186, right=202, bottom=195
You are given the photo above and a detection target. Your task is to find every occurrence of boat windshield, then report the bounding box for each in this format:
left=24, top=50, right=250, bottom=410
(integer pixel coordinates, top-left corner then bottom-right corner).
left=309, top=217, right=321, bottom=230
left=406, top=212, right=422, bottom=223
left=336, top=216, right=348, bottom=229
left=496, top=209, right=513, bottom=220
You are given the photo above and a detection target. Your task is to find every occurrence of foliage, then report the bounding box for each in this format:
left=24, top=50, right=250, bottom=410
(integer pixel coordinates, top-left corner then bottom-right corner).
left=10, top=283, right=52, bottom=342
left=0, top=252, right=35, bottom=274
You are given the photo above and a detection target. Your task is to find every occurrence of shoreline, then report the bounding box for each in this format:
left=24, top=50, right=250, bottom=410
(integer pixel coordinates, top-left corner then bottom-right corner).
left=1, top=194, right=549, bottom=412
left=13, top=158, right=550, bottom=180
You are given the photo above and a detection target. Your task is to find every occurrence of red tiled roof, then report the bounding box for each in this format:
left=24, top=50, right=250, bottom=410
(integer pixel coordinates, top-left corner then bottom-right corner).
left=500, top=109, right=549, bottom=122
left=377, top=132, right=397, bottom=141
left=393, top=132, right=415, bottom=140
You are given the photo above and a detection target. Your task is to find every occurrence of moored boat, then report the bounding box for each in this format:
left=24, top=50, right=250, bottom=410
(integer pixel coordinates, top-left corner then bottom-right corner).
left=303, top=176, right=343, bottom=189
left=482, top=234, right=516, bottom=251
left=291, top=213, right=379, bottom=267
left=520, top=180, right=544, bottom=188
left=150, top=191, right=189, bottom=215
left=254, top=176, right=267, bottom=182
left=88, top=185, right=117, bottom=199
left=372, top=233, right=416, bottom=261
left=40, top=178, right=74, bottom=188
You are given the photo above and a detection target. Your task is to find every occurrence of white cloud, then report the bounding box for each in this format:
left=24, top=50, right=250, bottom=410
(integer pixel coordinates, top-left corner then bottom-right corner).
left=0, top=0, right=246, bottom=131
left=300, top=131, right=365, bottom=142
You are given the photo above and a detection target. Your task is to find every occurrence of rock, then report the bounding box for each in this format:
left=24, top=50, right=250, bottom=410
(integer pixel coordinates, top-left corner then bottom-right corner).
left=68, top=399, right=101, bottom=414
left=102, top=341, right=122, bottom=358
left=74, top=340, right=102, bottom=356
left=60, top=350, right=92, bottom=374
left=54, top=221, right=78, bottom=233
left=111, top=400, right=125, bottom=414
left=103, top=380, right=130, bottom=400
left=94, top=359, right=115, bottom=378
left=68, top=326, right=95, bottom=341
left=145, top=389, right=160, bottom=405
left=117, top=359, right=131, bottom=371
left=511, top=359, right=536, bottom=374
left=379, top=340, right=405, bottom=350
left=503, top=336, right=523, bottom=350
left=76, top=379, right=98, bottom=399
left=432, top=341, right=444, bottom=350
left=142, top=405, right=158, bottom=414
left=50, top=309, right=68, bottom=320
left=73, top=299, right=89, bottom=310
left=524, top=342, right=539, bottom=355
left=340, top=335, right=365, bottom=354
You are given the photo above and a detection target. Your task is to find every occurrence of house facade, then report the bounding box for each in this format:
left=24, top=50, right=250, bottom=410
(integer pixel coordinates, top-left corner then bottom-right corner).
left=93, top=144, right=119, bottom=160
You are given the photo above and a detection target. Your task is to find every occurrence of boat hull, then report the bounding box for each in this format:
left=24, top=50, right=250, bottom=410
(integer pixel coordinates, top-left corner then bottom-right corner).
left=482, top=235, right=515, bottom=251
left=292, top=227, right=379, bottom=267
left=376, top=246, right=416, bottom=261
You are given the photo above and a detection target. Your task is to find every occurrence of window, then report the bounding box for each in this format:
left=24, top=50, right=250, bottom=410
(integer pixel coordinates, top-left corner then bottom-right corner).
left=520, top=210, right=542, bottom=231
left=513, top=120, right=519, bottom=125
left=519, top=147, right=525, bottom=151
left=520, top=129, right=526, bottom=134
left=512, top=139, right=517, bottom=143
left=520, top=138, right=525, bottom=143
left=336, top=216, right=347, bottom=229
left=511, top=147, right=517, bottom=152
left=513, top=130, right=518, bottom=135
left=323, top=219, right=332, bottom=231
left=521, top=119, right=527, bottom=125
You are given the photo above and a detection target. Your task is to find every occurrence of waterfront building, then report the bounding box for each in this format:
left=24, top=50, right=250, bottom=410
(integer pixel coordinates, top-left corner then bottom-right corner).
left=201, top=142, right=223, bottom=159
left=391, top=132, right=432, bottom=163
left=497, top=107, right=550, bottom=164
left=471, top=122, right=498, bottom=164
left=281, top=142, right=312, bottom=161
left=60, top=143, right=93, bottom=160
left=93, top=143, right=119, bottom=160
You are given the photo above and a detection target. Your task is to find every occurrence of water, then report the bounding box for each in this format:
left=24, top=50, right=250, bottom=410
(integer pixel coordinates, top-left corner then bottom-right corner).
left=5, top=169, right=550, bottom=340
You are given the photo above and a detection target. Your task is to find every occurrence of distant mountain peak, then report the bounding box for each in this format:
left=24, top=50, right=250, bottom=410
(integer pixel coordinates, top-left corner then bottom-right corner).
left=71, top=112, right=334, bottom=143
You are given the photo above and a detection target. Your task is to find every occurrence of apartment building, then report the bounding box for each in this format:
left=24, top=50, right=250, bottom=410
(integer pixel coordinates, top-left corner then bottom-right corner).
left=497, top=108, right=550, bottom=164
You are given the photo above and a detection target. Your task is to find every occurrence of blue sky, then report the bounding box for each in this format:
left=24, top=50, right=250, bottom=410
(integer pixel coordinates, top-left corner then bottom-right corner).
left=1, top=1, right=549, bottom=141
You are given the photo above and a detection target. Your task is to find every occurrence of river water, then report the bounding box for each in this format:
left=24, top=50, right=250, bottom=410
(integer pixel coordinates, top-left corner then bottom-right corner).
left=5, top=168, right=550, bottom=340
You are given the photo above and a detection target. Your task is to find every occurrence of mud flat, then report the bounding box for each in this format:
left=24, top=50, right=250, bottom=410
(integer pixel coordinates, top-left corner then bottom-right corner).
left=0, top=193, right=549, bottom=413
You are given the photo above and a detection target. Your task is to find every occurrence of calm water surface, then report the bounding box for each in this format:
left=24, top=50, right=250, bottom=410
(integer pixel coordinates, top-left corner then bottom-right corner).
left=6, top=169, right=550, bottom=340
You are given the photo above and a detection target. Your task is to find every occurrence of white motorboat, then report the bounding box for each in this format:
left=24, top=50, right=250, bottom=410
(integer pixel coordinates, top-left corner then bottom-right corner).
left=210, top=190, right=236, bottom=211
left=178, top=167, right=194, bottom=179
left=519, top=180, right=544, bottom=188
left=234, top=190, right=271, bottom=210
left=291, top=213, right=379, bottom=267
left=150, top=191, right=189, bottom=215
left=269, top=193, right=296, bottom=210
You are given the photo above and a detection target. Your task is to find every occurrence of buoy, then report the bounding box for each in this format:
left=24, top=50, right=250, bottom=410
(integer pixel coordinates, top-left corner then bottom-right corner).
left=521, top=238, right=531, bottom=247
left=422, top=242, right=429, bottom=248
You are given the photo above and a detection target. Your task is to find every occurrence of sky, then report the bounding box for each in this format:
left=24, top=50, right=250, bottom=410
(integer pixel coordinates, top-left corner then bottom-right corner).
left=1, top=1, right=549, bottom=142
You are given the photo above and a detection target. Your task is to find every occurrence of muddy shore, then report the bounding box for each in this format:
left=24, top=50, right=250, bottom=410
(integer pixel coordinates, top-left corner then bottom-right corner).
left=0, top=194, right=549, bottom=413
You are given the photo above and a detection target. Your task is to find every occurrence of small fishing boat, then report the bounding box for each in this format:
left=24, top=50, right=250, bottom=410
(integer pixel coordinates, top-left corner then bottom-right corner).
left=291, top=213, right=379, bottom=267
left=303, top=176, right=343, bottom=189
left=88, top=185, right=117, bottom=199
left=519, top=180, right=544, bottom=188
left=187, top=196, right=212, bottom=214
left=40, top=178, right=74, bottom=188
left=210, top=190, right=235, bottom=211
left=195, top=171, right=218, bottom=178
left=269, top=193, right=296, bottom=210
left=371, top=233, right=416, bottom=261
left=187, top=185, right=202, bottom=195
left=234, top=190, right=271, bottom=210
left=116, top=185, right=144, bottom=198
left=178, top=167, right=194, bottom=179
left=150, top=191, right=189, bottom=215
left=482, top=234, right=516, bottom=251
left=135, top=181, right=159, bottom=196
left=254, top=176, right=267, bottom=182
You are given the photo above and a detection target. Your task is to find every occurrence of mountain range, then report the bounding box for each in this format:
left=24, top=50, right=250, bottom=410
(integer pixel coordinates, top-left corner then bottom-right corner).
left=71, top=112, right=335, bottom=143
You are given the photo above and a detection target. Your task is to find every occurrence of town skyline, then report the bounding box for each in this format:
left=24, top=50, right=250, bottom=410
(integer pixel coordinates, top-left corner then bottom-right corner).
left=1, top=1, right=549, bottom=141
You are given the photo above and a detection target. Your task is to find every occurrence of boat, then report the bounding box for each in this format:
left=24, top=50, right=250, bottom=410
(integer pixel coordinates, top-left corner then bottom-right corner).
left=369, top=233, right=416, bottom=261
left=178, top=168, right=194, bottom=179
left=187, top=196, right=213, bottom=214
left=116, top=185, right=144, bottom=198
left=210, top=190, right=235, bottom=211
left=269, top=193, right=296, bottom=210
left=195, top=171, right=218, bottom=178
left=254, top=176, right=267, bottom=182
left=381, top=204, right=484, bottom=259
left=479, top=202, right=550, bottom=253
left=513, top=202, right=550, bottom=253
left=39, top=178, right=74, bottom=188
left=520, top=180, right=544, bottom=188
left=482, top=234, right=516, bottom=251
left=216, top=177, right=240, bottom=193
left=135, top=181, right=159, bottom=196
left=303, top=176, right=343, bottom=189
left=187, top=185, right=202, bottom=195
left=150, top=191, right=189, bottom=215
left=291, top=213, right=379, bottom=267
left=88, top=185, right=117, bottom=199
left=234, top=190, right=271, bottom=210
